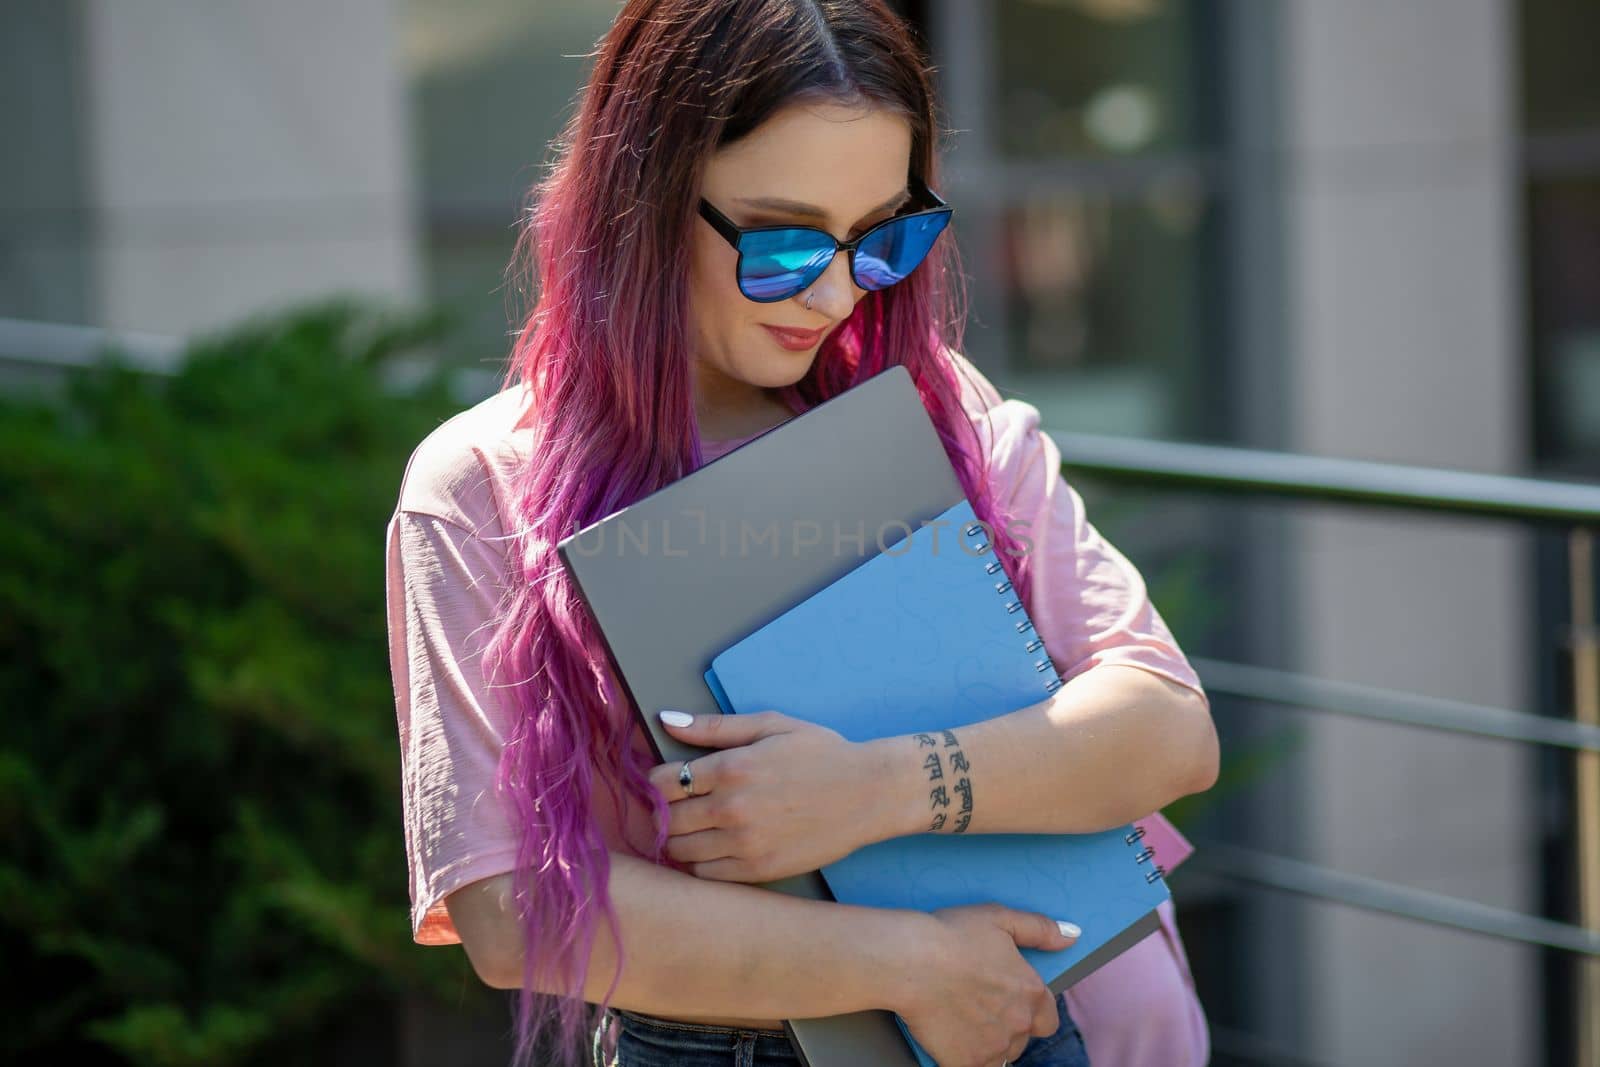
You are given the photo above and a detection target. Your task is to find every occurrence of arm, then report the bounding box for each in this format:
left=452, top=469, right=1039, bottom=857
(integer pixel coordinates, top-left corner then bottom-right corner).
left=858, top=663, right=1218, bottom=840
left=864, top=368, right=1219, bottom=839
left=446, top=849, right=927, bottom=1019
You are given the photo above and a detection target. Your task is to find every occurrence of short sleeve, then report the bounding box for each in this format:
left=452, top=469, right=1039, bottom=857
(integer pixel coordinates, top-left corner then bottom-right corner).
left=981, top=394, right=1210, bottom=712
left=385, top=507, right=523, bottom=946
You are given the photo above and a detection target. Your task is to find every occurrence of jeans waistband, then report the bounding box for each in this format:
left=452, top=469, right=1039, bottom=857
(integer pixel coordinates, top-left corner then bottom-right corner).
left=609, top=1009, right=798, bottom=1058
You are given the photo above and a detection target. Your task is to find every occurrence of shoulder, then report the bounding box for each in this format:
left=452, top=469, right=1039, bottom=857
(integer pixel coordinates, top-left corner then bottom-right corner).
left=394, top=383, right=535, bottom=537
left=939, top=344, right=1004, bottom=419
left=937, top=344, right=1047, bottom=477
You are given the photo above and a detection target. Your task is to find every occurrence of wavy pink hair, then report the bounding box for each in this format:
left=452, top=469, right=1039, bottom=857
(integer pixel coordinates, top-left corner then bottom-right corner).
left=480, top=2, right=1041, bottom=1064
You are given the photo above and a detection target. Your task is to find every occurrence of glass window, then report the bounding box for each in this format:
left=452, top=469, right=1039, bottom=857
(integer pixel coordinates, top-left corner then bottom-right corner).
left=995, top=179, right=1217, bottom=439
left=1519, top=0, right=1600, bottom=136
left=993, top=0, right=1215, bottom=160
left=1521, top=0, right=1600, bottom=476
left=1527, top=178, right=1600, bottom=476
left=960, top=0, right=1225, bottom=444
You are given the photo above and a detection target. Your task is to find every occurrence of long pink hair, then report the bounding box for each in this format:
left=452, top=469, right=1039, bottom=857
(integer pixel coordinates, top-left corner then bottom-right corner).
left=481, top=2, right=1040, bottom=1064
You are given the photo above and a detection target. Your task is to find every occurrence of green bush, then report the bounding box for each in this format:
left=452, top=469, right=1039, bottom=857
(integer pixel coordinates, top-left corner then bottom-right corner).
left=0, top=299, right=502, bottom=1066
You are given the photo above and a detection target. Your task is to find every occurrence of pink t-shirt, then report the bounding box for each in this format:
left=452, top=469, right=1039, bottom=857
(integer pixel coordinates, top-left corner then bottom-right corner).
left=384, top=354, right=1210, bottom=1066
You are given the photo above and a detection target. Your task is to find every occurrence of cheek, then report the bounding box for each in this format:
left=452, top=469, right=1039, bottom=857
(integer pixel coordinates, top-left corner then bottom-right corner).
left=689, top=230, right=746, bottom=306
left=688, top=233, right=758, bottom=344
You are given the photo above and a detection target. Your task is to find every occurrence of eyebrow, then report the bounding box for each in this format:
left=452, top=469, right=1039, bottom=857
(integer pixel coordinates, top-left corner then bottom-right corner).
left=734, top=187, right=912, bottom=224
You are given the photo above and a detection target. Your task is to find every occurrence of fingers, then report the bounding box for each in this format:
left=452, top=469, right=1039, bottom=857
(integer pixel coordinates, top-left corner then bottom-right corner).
left=649, top=708, right=789, bottom=798
left=647, top=753, right=721, bottom=800
left=657, top=708, right=788, bottom=748
left=677, top=856, right=758, bottom=883
left=994, top=909, right=1072, bottom=1041
left=1032, top=991, right=1061, bottom=1039
left=996, top=906, right=1080, bottom=952
left=663, top=827, right=736, bottom=865
left=659, top=795, right=721, bottom=837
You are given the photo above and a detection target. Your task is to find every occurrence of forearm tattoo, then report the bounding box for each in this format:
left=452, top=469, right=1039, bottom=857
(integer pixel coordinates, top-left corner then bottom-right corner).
left=913, top=729, right=974, bottom=833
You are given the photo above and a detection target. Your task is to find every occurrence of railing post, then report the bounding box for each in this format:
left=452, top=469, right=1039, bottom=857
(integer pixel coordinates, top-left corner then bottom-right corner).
left=1570, top=528, right=1600, bottom=1067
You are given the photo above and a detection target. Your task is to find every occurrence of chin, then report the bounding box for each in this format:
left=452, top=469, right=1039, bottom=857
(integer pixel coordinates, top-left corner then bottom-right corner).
left=752, top=359, right=817, bottom=390
left=737, top=350, right=817, bottom=388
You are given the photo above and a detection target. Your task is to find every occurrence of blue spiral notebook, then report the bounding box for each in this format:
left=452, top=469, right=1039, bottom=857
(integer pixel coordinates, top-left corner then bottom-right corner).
left=704, top=498, right=1170, bottom=1066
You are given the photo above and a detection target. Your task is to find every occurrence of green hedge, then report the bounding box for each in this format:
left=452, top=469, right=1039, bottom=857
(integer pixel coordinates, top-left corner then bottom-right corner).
left=0, top=299, right=507, bottom=1066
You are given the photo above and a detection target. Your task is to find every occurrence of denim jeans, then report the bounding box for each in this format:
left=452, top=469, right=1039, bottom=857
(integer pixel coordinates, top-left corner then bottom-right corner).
left=597, top=992, right=1090, bottom=1067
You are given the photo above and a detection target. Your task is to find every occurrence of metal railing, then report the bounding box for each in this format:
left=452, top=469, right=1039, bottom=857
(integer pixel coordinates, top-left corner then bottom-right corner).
left=1049, top=428, right=1600, bottom=1066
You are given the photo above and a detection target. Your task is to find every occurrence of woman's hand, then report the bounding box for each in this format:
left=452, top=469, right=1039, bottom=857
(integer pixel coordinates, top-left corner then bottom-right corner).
left=647, top=709, right=882, bottom=883
left=892, top=903, right=1079, bottom=1067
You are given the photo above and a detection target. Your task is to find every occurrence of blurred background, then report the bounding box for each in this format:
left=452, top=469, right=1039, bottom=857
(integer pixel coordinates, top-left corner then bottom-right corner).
left=3, top=1, right=1598, bottom=1065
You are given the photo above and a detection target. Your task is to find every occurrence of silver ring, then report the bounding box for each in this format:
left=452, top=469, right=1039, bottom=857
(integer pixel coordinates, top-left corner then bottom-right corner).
left=804, top=290, right=814, bottom=310
left=678, top=760, right=697, bottom=797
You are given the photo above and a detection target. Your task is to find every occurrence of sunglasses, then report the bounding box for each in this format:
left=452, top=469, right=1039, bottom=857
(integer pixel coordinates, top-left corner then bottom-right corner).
left=698, top=176, right=953, bottom=303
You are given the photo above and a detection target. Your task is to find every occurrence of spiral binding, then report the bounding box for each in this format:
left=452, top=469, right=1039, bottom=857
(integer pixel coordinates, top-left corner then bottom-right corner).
left=1124, top=825, right=1168, bottom=883
left=962, top=520, right=1064, bottom=695
left=963, top=516, right=1167, bottom=886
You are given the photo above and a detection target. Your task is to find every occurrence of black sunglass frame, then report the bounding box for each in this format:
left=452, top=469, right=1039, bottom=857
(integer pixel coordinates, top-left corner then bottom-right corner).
left=697, top=175, right=952, bottom=302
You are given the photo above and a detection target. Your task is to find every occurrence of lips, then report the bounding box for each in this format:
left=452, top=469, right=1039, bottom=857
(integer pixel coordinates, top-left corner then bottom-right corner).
left=762, top=324, right=825, bottom=349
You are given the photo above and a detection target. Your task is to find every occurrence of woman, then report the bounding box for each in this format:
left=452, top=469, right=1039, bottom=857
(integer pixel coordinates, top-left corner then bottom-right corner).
left=384, top=2, right=1218, bottom=1066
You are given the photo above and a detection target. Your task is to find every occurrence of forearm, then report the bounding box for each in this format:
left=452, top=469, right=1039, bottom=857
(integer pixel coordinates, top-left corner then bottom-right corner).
left=860, top=663, right=1219, bottom=839
left=450, top=850, right=925, bottom=1018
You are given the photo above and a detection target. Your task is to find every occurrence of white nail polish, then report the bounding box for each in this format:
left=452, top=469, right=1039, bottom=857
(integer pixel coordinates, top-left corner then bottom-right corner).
left=659, top=710, right=694, bottom=727
left=1057, top=921, right=1081, bottom=939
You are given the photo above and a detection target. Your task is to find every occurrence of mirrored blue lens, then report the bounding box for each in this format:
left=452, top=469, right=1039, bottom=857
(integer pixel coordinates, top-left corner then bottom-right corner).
left=855, top=211, right=951, bottom=290
left=735, top=210, right=951, bottom=301
left=738, top=230, right=835, bottom=301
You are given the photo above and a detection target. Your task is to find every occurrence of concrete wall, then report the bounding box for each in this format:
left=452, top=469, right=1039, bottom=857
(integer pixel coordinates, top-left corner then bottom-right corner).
left=78, top=0, right=420, bottom=337
left=1282, top=1, right=1539, bottom=1063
